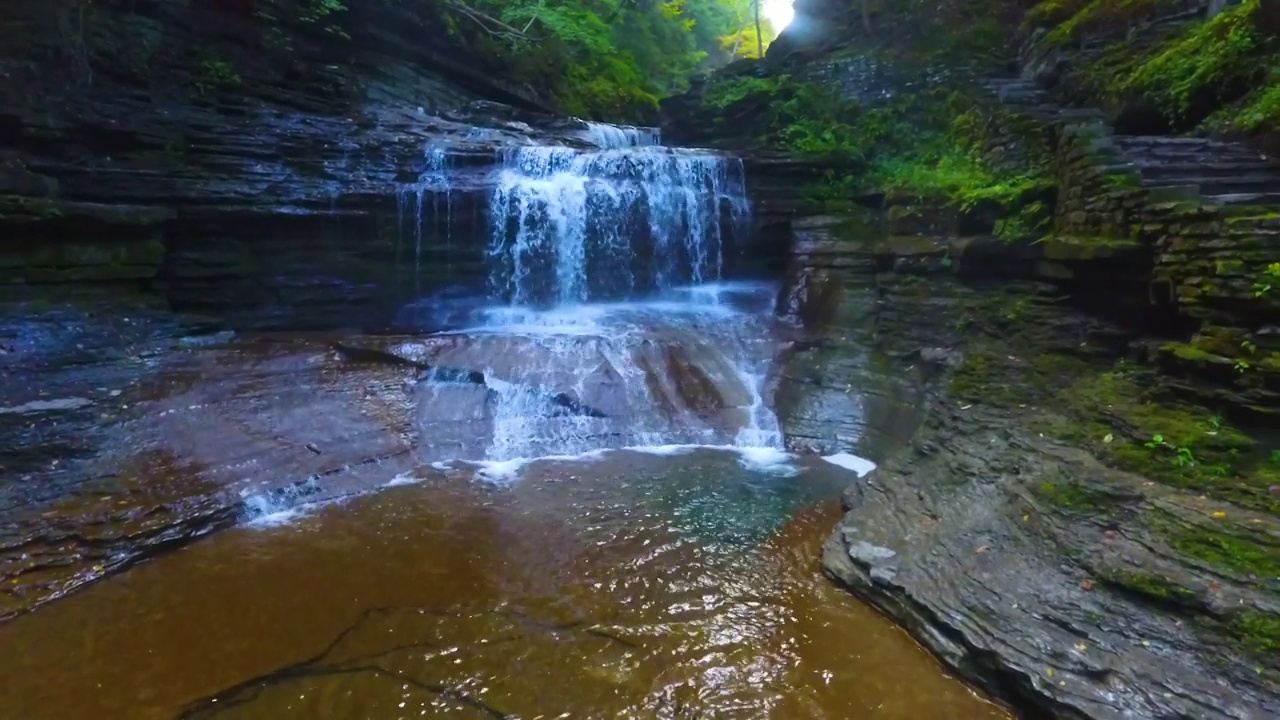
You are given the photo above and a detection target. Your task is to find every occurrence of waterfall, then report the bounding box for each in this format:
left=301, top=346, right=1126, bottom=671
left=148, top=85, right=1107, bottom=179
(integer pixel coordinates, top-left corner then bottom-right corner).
left=399, top=122, right=783, bottom=471
left=487, top=145, right=750, bottom=306
left=582, top=121, right=661, bottom=148
left=396, top=145, right=454, bottom=290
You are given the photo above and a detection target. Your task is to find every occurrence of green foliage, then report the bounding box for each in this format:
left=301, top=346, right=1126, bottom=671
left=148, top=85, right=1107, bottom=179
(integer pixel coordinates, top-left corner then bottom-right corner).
left=192, top=57, right=242, bottom=97
left=1021, top=0, right=1091, bottom=32
left=703, top=75, right=783, bottom=109
left=698, top=70, right=1053, bottom=215
left=1233, top=75, right=1280, bottom=130
left=461, top=0, right=775, bottom=121
left=256, top=0, right=351, bottom=40
left=1117, top=0, right=1267, bottom=124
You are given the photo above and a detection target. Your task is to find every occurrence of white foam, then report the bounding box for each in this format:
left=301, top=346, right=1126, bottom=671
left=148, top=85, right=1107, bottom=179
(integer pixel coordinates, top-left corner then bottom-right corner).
left=245, top=506, right=307, bottom=528
left=472, top=458, right=534, bottom=484
left=822, top=452, right=878, bottom=477
left=733, top=446, right=802, bottom=476
left=384, top=473, right=421, bottom=487
left=462, top=443, right=805, bottom=484
left=623, top=444, right=702, bottom=456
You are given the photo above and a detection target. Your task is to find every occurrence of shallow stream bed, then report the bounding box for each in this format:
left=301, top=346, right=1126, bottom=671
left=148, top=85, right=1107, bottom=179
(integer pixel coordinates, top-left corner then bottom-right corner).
left=0, top=447, right=1010, bottom=720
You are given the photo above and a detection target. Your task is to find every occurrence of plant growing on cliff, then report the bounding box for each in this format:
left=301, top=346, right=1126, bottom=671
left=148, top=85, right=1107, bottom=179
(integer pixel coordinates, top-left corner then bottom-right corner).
left=1145, top=434, right=1198, bottom=467
left=192, top=58, right=242, bottom=97
left=1253, top=263, right=1280, bottom=297
left=1117, top=0, right=1267, bottom=125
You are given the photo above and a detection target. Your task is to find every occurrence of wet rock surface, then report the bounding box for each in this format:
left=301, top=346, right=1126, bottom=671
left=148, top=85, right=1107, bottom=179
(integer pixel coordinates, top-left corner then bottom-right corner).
left=0, top=283, right=797, bottom=620
left=0, top=293, right=423, bottom=619
left=824, top=392, right=1280, bottom=719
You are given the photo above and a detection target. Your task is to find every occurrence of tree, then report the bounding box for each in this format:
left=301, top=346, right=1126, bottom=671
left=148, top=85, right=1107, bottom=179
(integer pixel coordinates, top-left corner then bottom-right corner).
left=754, top=0, right=763, bottom=57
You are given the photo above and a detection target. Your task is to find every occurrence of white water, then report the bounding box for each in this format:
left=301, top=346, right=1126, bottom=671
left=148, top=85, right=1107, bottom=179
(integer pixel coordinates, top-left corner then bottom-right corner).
left=582, top=121, right=661, bottom=148
left=401, top=123, right=798, bottom=483
left=487, top=145, right=749, bottom=306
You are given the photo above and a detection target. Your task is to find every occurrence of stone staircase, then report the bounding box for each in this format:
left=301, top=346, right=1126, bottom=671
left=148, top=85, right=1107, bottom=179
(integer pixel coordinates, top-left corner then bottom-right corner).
left=982, top=74, right=1280, bottom=416
left=1113, top=136, right=1280, bottom=207
left=982, top=77, right=1280, bottom=209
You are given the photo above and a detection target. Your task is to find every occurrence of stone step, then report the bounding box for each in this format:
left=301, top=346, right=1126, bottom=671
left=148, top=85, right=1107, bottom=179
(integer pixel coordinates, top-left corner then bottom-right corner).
left=1143, top=175, right=1280, bottom=196
left=1139, top=162, right=1280, bottom=179
left=1125, top=149, right=1267, bottom=166
left=1207, top=192, right=1280, bottom=207
left=1114, top=135, right=1252, bottom=149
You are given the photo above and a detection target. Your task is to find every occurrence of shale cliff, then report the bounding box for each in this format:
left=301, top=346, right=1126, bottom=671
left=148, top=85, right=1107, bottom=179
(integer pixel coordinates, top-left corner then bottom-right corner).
left=663, top=0, right=1280, bottom=717
left=0, top=0, right=596, bottom=329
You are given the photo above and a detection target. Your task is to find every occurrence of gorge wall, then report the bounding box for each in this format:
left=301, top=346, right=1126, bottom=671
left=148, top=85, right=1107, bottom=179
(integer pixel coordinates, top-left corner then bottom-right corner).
left=0, top=0, right=604, bottom=330
left=663, top=0, right=1280, bottom=718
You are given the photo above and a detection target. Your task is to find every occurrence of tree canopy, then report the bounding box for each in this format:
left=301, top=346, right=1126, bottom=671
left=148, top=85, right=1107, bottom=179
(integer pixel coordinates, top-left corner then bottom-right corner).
left=454, top=0, right=779, bottom=121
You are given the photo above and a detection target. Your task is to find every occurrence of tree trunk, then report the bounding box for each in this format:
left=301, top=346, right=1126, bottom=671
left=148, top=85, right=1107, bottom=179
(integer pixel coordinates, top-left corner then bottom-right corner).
left=754, top=0, right=763, bottom=57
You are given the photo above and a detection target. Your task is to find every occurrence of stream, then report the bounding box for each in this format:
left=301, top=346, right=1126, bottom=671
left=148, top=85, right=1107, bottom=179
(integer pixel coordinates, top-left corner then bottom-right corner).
left=0, top=125, right=1011, bottom=719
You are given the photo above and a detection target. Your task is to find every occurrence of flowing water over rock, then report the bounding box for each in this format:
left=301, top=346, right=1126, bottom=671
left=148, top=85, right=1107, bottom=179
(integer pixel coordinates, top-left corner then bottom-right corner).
left=0, top=125, right=1011, bottom=719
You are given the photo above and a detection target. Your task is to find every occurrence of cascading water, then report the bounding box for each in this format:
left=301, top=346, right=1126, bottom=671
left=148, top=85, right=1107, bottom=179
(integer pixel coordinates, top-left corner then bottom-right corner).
left=487, top=142, right=749, bottom=305
left=408, top=123, right=787, bottom=474
left=396, top=145, right=454, bottom=291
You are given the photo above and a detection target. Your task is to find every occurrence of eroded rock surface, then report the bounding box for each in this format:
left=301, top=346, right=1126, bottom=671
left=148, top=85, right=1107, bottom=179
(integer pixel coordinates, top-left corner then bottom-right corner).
left=825, top=396, right=1280, bottom=720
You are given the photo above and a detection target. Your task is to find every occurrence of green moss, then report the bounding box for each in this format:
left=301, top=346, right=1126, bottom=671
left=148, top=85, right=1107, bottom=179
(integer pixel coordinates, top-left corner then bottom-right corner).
left=0, top=195, right=64, bottom=220
left=949, top=352, right=1018, bottom=403
left=1030, top=352, right=1092, bottom=378
left=1161, top=342, right=1228, bottom=363
left=1097, top=569, right=1202, bottom=606
left=1041, top=0, right=1177, bottom=46
left=1050, top=368, right=1280, bottom=510
left=1215, top=259, right=1245, bottom=276
left=1232, top=610, right=1280, bottom=657
left=1036, top=480, right=1118, bottom=511
left=1021, top=0, right=1092, bottom=32
left=1157, top=517, right=1280, bottom=580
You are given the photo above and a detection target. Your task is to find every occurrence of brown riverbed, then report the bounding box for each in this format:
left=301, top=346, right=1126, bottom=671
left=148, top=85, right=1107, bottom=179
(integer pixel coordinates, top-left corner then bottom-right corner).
left=0, top=447, right=1011, bottom=720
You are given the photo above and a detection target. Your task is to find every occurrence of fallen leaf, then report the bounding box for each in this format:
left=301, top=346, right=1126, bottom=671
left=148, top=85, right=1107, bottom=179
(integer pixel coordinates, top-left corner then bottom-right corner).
left=1080, top=579, right=1094, bottom=591
left=975, top=545, right=991, bottom=554
left=1046, top=668, right=1055, bottom=677
left=1103, top=433, right=1114, bottom=444
left=1023, top=514, right=1030, bottom=522
left=1074, top=643, right=1088, bottom=651
left=1212, top=511, right=1227, bottom=519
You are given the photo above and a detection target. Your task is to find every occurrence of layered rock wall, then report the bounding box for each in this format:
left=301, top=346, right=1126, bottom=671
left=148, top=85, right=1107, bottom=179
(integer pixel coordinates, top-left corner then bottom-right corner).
left=0, top=0, right=576, bottom=329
